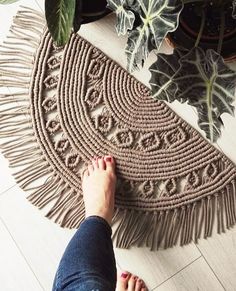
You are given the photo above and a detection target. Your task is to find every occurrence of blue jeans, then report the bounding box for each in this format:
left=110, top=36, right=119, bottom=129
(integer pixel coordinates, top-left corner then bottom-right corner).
left=52, top=216, right=117, bottom=291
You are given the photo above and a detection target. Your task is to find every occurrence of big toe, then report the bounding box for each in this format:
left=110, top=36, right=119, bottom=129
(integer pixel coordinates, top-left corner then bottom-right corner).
left=116, top=272, right=148, bottom=291
left=116, top=272, right=130, bottom=290
left=104, top=155, right=115, bottom=171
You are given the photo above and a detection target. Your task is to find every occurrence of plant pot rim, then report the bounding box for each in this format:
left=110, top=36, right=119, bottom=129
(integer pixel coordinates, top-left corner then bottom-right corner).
left=167, top=1, right=236, bottom=60
left=165, top=36, right=236, bottom=62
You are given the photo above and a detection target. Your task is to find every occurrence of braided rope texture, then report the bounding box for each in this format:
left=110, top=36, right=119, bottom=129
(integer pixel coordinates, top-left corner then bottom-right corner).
left=1, top=7, right=236, bottom=250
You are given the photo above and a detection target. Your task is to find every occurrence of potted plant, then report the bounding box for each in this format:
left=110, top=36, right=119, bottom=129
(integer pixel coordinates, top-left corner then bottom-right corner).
left=0, top=0, right=112, bottom=44
left=106, top=0, right=236, bottom=142
left=45, top=0, right=111, bottom=45
left=1, top=0, right=236, bottom=142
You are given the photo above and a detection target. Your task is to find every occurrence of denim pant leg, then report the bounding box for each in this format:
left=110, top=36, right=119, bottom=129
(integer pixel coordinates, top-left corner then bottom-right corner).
left=52, top=216, right=117, bottom=291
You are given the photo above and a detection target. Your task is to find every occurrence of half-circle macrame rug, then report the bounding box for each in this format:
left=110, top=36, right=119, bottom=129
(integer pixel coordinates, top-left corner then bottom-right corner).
left=1, top=7, right=236, bottom=250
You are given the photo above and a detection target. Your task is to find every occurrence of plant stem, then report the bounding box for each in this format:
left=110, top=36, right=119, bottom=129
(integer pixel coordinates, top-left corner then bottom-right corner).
left=217, top=8, right=225, bottom=54
left=194, top=8, right=206, bottom=47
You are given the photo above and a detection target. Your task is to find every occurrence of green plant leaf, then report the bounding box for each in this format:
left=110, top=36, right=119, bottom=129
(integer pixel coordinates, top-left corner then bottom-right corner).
left=196, top=103, right=223, bottom=142
left=152, top=47, right=236, bottom=142
left=107, top=0, right=136, bottom=35
left=233, top=0, right=236, bottom=18
left=45, top=0, right=76, bottom=46
left=125, top=0, right=183, bottom=72
left=149, top=48, right=187, bottom=102
left=0, top=0, right=19, bottom=3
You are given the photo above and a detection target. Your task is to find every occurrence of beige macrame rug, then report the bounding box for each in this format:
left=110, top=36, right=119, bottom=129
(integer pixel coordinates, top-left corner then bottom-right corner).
left=1, top=7, right=236, bottom=250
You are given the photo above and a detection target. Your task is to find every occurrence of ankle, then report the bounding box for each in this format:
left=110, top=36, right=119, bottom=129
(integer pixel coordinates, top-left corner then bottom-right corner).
left=86, top=209, right=112, bottom=225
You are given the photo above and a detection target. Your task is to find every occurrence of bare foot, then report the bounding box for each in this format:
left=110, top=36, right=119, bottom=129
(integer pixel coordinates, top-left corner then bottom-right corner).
left=81, top=156, right=116, bottom=225
left=116, top=272, right=148, bottom=291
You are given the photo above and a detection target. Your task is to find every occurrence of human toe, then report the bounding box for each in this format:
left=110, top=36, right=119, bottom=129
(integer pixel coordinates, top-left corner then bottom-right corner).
left=92, top=157, right=98, bottom=169
left=97, top=157, right=106, bottom=170
left=81, top=168, right=89, bottom=179
left=127, top=275, right=137, bottom=290
left=104, top=155, right=115, bottom=171
left=116, top=272, right=130, bottom=290
left=87, top=163, right=94, bottom=175
left=135, top=278, right=144, bottom=291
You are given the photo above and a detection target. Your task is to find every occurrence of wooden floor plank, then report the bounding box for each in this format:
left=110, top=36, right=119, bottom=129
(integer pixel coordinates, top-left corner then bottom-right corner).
left=0, top=155, right=17, bottom=195
left=114, top=245, right=201, bottom=290
left=0, top=217, right=43, bottom=291
left=153, top=257, right=225, bottom=291
left=196, top=228, right=236, bottom=291
left=0, top=187, right=76, bottom=291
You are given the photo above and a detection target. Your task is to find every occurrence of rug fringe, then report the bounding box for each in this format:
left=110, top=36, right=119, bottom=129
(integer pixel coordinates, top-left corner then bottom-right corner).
left=0, top=6, right=84, bottom=229
left=112, top=179, right=236, bottom=249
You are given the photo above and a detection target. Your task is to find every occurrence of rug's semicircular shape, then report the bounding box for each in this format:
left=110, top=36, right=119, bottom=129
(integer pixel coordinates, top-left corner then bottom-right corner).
left=1, top=7, right=236, bottom=250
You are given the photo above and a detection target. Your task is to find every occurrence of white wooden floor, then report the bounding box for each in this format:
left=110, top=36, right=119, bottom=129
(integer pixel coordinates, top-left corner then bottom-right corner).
left=0, top=1, right=236, bottom=290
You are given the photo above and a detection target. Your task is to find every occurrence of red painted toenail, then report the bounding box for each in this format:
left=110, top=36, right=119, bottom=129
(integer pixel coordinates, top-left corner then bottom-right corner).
left=105, top=157, right=112, bottom=162
left=121, top=273, right=128, bottom=278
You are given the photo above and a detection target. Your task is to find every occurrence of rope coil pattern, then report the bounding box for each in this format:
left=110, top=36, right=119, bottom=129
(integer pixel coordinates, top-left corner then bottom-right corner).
left=0, top=7, right=236, bottom=249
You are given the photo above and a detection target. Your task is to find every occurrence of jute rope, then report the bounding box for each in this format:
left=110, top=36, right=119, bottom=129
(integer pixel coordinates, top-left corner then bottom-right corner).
left=0, top=6, right=236, bottom=250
